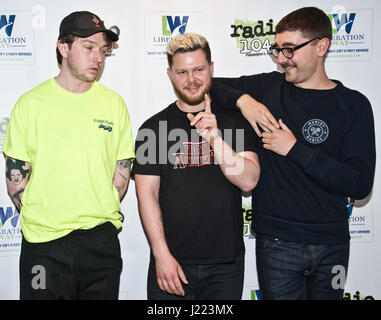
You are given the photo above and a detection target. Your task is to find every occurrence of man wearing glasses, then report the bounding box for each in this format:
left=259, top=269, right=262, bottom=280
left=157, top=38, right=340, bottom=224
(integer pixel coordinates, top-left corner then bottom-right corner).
left=212, top=7, right=375, bottom=299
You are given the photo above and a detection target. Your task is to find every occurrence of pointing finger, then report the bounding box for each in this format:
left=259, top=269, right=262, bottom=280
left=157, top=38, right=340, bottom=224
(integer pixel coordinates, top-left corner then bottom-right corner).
left=204, top=93, right=211, bottom=113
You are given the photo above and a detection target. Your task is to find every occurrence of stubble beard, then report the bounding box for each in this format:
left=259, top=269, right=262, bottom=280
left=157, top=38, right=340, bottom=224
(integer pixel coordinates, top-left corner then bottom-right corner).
left=172, top=79, right=212, bottom=106
left=67, top=59, right=100, bottom=83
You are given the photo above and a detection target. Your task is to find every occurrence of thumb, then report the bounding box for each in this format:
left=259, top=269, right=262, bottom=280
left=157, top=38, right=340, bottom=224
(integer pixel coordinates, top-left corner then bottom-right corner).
left=178, top=265, right=188, bottom=284
left=187, top=113, right=195, bottom=123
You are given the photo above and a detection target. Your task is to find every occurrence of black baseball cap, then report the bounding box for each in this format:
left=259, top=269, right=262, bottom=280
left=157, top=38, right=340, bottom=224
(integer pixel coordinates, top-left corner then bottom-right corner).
left=59, top=11, right=118, bottom=42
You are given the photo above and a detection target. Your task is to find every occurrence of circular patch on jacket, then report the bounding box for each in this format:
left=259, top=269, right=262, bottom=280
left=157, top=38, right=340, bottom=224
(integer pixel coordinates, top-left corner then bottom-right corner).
left=302, top=119, right=329, bottom=144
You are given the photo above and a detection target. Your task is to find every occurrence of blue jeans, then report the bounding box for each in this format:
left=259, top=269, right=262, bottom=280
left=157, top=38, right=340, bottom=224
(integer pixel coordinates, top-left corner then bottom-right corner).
left=147, top=254, right=244, bottom=300
left=255, top=233, right=349, bottom=300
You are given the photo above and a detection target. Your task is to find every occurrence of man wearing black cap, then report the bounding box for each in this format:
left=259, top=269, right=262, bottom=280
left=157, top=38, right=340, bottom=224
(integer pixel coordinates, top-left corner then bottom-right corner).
left=4, top=11, right=135, bottom=299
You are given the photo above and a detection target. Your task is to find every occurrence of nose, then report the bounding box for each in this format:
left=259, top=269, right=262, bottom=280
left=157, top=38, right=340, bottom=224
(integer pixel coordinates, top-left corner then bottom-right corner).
left=92, top=49, right=105, bottom=63
left=187, top=71, right=195, bottom=83
left=277, top=51, right=289, bottom=64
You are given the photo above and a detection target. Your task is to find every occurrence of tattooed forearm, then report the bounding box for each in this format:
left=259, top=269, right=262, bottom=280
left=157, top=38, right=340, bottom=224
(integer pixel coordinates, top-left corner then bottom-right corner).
left=116, top=159, right=132, bottom=170
left=12, top=189, right=24, bottom=212
left=118, top=172, right=128, bottom=181
left=6, top=158, right=30, bottom=185
left=4, top=156, right=31, bottom=211
left=113, top=158, right=132, bottom=202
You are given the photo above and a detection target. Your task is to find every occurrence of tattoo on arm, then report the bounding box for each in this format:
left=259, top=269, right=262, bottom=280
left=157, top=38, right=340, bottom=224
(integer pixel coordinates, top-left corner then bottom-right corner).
left=5, top=158, right=30, bottom=185
left=117, top=159, right=132, bottom=170
left=118, top=172, right=128, bottom=181
left=12, top=189, right=24, bottom=211
left=113, top=159, right=132, bottom=202
left=5, top=157, right=31, bottom=211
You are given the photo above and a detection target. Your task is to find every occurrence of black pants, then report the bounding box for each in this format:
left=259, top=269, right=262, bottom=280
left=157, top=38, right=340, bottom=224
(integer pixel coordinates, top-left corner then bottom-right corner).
left=147, top=254, right=245, bottom=300
left=19, top=222, right=122, bottom=300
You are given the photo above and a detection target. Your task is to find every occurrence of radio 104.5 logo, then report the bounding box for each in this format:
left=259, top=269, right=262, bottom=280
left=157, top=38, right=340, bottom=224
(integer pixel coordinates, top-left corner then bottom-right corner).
left=230, top=7, right=372, bottom=61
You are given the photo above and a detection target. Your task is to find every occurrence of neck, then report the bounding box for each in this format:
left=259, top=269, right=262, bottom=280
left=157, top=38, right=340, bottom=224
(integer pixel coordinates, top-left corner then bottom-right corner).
left=176, top=100, right=205, bottom=113
left=294, top=65, right=336, bottom=90
left=295, top=76, right=336, bottom=90
left=55, top=68, right=94, bottom=93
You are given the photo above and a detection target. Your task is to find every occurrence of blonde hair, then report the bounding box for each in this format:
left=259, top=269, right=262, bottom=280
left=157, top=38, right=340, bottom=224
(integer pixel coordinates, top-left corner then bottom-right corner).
left=166, top=32, right=211, bottom=67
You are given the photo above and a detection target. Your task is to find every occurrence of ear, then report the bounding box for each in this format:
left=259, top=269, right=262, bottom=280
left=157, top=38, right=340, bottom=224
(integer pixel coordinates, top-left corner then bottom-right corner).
left=167, top=67, right=173, bottom=81
left=210, top=61, right=214, bottom=77
left=317, top=38, right=330, bottom=57
left=57, top=40, right=70, bottom=59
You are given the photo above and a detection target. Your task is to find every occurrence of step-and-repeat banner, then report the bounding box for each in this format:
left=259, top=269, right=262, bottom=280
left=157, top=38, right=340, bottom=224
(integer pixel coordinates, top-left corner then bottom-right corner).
left=0, top=0, right=380, bottom=300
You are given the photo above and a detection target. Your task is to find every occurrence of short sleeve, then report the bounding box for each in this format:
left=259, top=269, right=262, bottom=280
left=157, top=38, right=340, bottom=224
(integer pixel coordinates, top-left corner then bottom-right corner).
left=116, top=97, right=136, bottom=161
left=3, top=97, right=31, bottom=162
left=131, top=122, right=161, bottom=177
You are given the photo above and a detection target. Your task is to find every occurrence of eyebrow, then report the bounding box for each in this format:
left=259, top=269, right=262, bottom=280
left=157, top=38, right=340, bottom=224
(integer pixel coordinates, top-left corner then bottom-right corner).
left=282, top=42, right=298, bottom=47
left=79, top=39, right=108, bottom=48
left=79, top=39, right=97, bottom=45
left=274, top=41, right=297, bottom=47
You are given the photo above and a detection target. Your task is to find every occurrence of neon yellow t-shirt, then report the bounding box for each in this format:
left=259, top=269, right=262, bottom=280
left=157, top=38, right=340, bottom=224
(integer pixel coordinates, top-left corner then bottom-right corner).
left=4, top=78, right=135, bottom=243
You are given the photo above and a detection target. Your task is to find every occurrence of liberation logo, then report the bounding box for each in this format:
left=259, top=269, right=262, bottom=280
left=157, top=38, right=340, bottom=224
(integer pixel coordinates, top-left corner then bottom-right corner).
left=0, top=14, right=15, bottom=37
left=145, top=12, right=206, bottom=60
left=330, top=12, right=356, bottom=35
left=0, top=205, right=21, bottom=251
left=162, top=16, right=189, bottom=36
left=148, top=14, right=189, bottom=58
left=326, top=9, right=373, bottom=61
left=230, top=18, right=276, bottom=57
left=0, top=11, right=35, bottom=64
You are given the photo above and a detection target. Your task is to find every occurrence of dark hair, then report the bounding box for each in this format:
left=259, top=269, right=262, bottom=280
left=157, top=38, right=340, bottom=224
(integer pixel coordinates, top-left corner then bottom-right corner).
left=276, top=7, right=332, bottom=41
left=56, top=34, right=75, bottom=66
left=56, top=32, right=113, bottom=66
left=5, top=158, right=30, bottom=181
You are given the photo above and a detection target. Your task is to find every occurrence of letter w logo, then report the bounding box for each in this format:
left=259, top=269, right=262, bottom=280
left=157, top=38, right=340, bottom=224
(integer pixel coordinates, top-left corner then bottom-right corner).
left=331, top=13, right=356, bottom=34
left=162, top=16, right=189, bottom=36
left=0, top=206, right=17, bottom=225
left=0, top=15, right=16, bottom=37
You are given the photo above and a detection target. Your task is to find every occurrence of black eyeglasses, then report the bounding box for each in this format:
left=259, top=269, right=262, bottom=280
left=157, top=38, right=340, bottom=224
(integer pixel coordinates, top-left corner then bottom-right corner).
left=269, top=37, right=321, bottom=59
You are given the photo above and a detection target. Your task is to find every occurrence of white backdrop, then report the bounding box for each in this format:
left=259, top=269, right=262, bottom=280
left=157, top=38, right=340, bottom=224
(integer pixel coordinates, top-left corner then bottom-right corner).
left=0, top=0, right=379, bottom=300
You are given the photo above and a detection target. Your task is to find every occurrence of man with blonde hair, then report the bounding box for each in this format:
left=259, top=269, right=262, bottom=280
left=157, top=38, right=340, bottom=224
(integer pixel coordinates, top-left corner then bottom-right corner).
left=132, top=33, right=260, bottom=300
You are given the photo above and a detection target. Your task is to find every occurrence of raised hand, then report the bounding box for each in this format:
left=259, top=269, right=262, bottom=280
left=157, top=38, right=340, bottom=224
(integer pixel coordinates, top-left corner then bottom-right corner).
left=187, top=93, right=219, bottom=143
